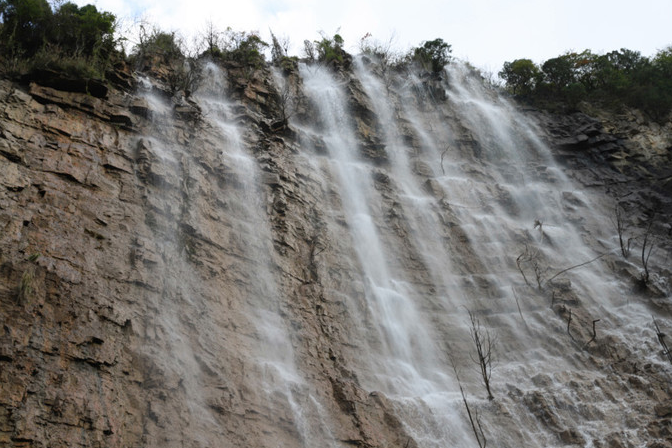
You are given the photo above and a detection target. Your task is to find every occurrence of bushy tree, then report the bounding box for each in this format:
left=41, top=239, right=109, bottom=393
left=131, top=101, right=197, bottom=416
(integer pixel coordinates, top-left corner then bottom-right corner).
left=0, top=0, right=118, bottom=77
left=501, top=46, right=672, bottom=119
left=412, top=38, right=451, bottom=73
left=541, top=56, right=574, bottom=90
left=51, top=3, right=116, bottom=58
left=562, top=50, right=599, bottom=90
left=199, top=20, right=223, bottom=58
left=0, top=0, right=52, bottom=57
left=131, top=26, right=203, bottom=95
left=315, top=32, right=345, bottom=64
left=138, top=29, right=183, bottom=61
left=270, top=30, right=297, bottom=72
left=629, top=46, right=672, bottom=118
left=221, top=29, right=268, bottom=68
left=499, top=59, right=540, bottom=95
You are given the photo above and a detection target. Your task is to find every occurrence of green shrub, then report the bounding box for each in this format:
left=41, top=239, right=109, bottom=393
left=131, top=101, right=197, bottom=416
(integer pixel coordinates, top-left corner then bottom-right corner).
left=51, top=3, right=116, bottom=59
left=412, top=38, right=452, bottom=73
left=220, top=29, right=268, bottom=68
left=315, top=33, right=345, bottom=64
left=30, top=46, right=104, bottom=78
left=563, top=82, right=587, bottom=109
left=133, top=27, right=184, bottom=65
left=18, top=267, right=34, bottom=301
left=541, top=56, right=574, bottom=91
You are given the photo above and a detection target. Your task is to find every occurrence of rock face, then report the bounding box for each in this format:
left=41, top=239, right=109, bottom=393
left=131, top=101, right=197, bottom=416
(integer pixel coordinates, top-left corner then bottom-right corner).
left=0, top=59, right=671, bottom=448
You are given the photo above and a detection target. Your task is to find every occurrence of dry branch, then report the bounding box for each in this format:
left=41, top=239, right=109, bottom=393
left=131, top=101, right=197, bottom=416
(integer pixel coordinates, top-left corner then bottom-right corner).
left=468, top=310, right=495, bottom=400
left=653, top=317, right=672, bottom=365
left=582, top=319, right=600, bottom=349
left=452, top=362, right=487, bottom=448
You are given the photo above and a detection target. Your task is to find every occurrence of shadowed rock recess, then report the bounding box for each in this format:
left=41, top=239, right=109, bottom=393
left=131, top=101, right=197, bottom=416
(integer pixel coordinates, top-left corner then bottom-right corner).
left=1, top=57, right=671, bottom=448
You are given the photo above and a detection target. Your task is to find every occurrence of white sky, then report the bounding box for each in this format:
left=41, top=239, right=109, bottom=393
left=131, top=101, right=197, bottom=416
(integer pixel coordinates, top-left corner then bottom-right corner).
left=76, top=0, right=671, bottom=73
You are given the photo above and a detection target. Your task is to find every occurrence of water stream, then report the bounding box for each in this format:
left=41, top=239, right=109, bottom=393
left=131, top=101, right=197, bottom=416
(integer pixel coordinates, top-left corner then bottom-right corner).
left=195, top=62, right=337, bottom=447
left=294, top=58, right=670, bottom=446
left=298, top=62, right=475, bottom=447
left=136, top=57, right=671, bottom=447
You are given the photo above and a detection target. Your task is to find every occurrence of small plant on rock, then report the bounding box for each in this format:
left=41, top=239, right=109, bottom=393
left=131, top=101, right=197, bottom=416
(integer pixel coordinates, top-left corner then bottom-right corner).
left=17, top=267, right=34, bottom=302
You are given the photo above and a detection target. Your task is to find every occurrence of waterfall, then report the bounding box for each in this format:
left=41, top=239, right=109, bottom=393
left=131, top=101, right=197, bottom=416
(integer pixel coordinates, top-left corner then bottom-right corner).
left=127, top=57, right=670, bottom=448
left=133, top=76, right=231, bottom=445
left=193, top=62, right=338, bottom=447
left=4, top=23, right=671, bottom=445
left=297, top=62, right=475, bottom=447
left=292, top=58, right=670, bottom=447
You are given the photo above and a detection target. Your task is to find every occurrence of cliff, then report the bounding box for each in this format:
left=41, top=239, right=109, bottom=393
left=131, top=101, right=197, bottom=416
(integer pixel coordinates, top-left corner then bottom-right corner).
left=1, top=59, right=671, bottom=448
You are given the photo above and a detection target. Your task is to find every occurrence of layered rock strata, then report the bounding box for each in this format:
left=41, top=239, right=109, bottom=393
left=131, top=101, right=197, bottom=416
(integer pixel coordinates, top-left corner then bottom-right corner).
left=0, top=60, right=670, bottom=448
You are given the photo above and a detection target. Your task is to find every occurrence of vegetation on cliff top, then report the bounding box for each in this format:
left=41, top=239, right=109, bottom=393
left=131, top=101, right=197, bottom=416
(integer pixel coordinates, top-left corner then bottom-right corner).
left=0, top=0, right=117, bottom=78
left=1, top=1, right=670, bottom=119
left=499, top=48, right=672, bottom=119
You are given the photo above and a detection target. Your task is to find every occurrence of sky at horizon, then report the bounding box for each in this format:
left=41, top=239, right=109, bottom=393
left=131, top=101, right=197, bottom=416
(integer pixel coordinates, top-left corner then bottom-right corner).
left=74, top=0, right=671, bottom=72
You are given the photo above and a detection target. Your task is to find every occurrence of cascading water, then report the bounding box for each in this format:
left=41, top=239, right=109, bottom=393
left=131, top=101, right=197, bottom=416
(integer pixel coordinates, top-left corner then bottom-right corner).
left=297, top=62, right=476, bottom=447
left=290, top=58, right=670, bottom=447
left=4, top=33, right=670, bottom=447
left=194, top=62, right=337, bottom=447
left=130, top=57, right=670, bottom=447
left=133, top=77, right=232, bottom=445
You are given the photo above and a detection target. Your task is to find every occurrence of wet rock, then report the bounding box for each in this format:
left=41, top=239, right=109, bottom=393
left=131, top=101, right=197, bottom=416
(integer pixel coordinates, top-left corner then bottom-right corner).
left=0, top=61, right=670, bottom=448
left=558, top=428, right=585, bottom=445
left=655, top=403, right=672, bottom=418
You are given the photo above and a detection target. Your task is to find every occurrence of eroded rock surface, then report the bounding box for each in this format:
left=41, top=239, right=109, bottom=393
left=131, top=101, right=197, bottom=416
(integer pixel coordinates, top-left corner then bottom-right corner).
left=1, top=61, right=671, bottom=448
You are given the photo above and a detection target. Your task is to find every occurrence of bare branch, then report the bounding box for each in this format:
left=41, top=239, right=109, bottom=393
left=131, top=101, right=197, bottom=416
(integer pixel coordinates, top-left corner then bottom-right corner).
left=451, top=361, right=487, bottom=448
left=653, top=317, right=672, bottom=365
left=614, top=204, right=632, bottom=258
left=545, top=251, right=610, bottom=285
left=516, top=246, right=532, bottom=287
left=582, top=319, right=600, bottom=349
left=640, top=213, right=656, bottom=284
left=440, top=148, right=448, bottom=175
left=468, top=310, right=495, bottom=400
left=566, top=309, right=578, bottom=343
left=511, top=286, right=527, bottom=327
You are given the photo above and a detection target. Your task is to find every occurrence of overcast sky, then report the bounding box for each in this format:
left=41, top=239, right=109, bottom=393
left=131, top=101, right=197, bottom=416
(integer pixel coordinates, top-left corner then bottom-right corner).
left=76, top=0, right=671, bottom=72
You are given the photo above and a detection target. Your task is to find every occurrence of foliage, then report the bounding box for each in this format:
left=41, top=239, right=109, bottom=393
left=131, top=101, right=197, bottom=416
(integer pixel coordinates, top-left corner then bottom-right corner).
left=269, top=30, right=287, bottom=63
left=315, top=32, right=345, bottom=64
left=28, top=45, right=105, bottom=78
left=0, top=0, right=118, bottom=78
left=199, top=20, right=223, bottom=58
left=18, top=267, right=34, bottom=302
left=500, top=46, right=672, bottom=119
left=221, top=29, right=268, bottom=68
left=359, top=33, right=402, bottom=69
left=131, top=26, right=202, bottom=95
left=541, top=56, right=574, bottom=90
left=197, top=24, right=269, bottom=69
left=51, top=3, right=116, bottom=58
left=270, top=30, right=297, bottom=73
left=0, top=0, right=52, bottom=57
left=165, top=58, right=202, bottom=96
left=412, top=38, right=452, bottom=73
left=499, top=59, right=540, bottom=95
left=133, top=26, right=184, bottom=64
